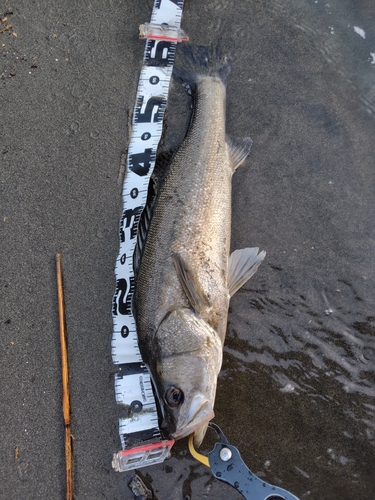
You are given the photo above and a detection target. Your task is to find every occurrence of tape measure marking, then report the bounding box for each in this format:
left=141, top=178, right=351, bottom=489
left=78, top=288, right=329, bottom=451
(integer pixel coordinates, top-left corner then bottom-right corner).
left=112, top=0, right=186, bottom=469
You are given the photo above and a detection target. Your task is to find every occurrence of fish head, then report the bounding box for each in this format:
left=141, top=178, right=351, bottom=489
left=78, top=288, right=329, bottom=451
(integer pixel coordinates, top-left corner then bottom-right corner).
left=151, top=308, right=223, bottom=447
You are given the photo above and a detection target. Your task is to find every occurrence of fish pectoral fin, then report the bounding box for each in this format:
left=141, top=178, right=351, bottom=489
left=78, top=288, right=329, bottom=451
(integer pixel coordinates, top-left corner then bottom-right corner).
left=228, top=248, right=266, bottom=297
left=227, top=136, right=253, bottom=171
left=172, top=252, right=211, bottom=314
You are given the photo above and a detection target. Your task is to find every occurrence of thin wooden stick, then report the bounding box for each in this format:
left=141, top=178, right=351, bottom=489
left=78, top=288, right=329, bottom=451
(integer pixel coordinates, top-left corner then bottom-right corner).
left=55, top=253, right=73, bottom=500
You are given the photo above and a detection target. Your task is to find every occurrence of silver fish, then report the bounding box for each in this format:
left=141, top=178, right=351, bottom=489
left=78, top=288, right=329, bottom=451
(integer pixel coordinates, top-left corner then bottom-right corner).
left=134, top=64, right=265, bottom=447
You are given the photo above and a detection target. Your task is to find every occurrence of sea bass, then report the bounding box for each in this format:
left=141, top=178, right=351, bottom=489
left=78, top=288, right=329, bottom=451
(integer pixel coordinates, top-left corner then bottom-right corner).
left=134, top=54, right=265, bottom=447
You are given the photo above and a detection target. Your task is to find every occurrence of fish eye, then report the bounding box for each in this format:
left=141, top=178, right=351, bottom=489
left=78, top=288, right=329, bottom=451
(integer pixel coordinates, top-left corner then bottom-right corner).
left=165, top=386, right=184, bottom=408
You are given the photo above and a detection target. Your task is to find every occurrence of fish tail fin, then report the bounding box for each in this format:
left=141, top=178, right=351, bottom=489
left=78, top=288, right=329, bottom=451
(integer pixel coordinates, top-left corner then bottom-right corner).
left=174, top=44, right=231, bottom=90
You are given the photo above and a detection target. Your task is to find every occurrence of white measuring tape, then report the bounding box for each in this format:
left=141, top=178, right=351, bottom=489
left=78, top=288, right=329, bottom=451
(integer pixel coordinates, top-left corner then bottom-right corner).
left=111, top=0, right=187, bottom=472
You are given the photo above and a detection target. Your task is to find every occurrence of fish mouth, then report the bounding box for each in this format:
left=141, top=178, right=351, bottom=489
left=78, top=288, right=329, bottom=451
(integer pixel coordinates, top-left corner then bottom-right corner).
left=171, top=395, right=214, bottom=441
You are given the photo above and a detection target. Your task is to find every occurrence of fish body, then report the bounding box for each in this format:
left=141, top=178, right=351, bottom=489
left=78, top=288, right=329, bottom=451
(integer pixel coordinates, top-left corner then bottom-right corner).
left=134, top=68, right=265, bottom=445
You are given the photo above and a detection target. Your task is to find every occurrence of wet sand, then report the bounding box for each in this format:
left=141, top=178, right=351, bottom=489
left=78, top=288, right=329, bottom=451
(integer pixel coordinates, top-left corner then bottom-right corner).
left=1, top=1, right=375, bottom=499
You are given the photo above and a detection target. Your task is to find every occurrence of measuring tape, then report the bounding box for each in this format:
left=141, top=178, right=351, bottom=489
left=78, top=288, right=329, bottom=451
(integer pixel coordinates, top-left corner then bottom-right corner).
left=111, top=0, right=187, bottom=472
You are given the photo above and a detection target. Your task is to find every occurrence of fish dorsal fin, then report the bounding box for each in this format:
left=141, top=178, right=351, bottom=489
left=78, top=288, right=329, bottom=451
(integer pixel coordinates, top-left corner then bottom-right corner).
left=228, top=247, right=266, bottom=297
left=172, top=252, right=211, bottom=314
left=227, top=137, right=253, bottom=171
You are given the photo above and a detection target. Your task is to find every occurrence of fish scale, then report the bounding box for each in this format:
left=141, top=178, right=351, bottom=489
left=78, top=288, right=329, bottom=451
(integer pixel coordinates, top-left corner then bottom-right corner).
left=136, top=77, right=231, bottom=340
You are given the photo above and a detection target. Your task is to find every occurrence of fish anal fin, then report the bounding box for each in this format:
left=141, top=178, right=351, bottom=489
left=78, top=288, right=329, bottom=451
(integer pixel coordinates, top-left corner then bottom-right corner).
left=228, top=247, right=266, bottom=297
left=227, top=137, right=253, bottom=171
left=172, top=252, right=211, bottom=313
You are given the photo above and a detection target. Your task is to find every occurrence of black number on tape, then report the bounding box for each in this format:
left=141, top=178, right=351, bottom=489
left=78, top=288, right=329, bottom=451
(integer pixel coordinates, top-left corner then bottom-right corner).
left=136, top=96, right=165, bottom=123
left=122, top=428, right=159, bottom=445
left=141, top=132, right=151, bottom=141
left=117, top=363, right=148, bottom=377
left=130, top=400, right=143, bottom=413
left=120, top=253, right=126, bottom=265
left=120, top=207, right=143, bottom=242
left=130, top=187, right=139, bottom=198
left=147, top=39, right=174, bottom=65
left=121, top=325, right=129, bottom=338
left=113, top=277, right=135, bottom=316
left=129, top=148, right=154, bottom=177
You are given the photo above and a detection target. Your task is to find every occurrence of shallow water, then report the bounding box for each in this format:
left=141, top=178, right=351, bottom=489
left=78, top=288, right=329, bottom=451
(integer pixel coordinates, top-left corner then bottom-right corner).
left=1, top=0, right=374, bottom=498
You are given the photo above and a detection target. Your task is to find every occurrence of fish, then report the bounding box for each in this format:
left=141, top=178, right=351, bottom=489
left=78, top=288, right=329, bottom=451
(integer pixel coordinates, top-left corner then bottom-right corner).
left=134, top=47, right=265, bottom=447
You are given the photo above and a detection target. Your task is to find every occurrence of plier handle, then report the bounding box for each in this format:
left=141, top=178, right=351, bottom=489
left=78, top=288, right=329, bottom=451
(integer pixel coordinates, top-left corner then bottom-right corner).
left=189, top=423, right=300, bottom=500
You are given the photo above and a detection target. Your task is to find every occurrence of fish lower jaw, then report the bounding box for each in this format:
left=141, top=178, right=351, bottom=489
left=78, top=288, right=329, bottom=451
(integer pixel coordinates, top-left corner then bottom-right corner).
left=171, top=410, right=215, bottom=440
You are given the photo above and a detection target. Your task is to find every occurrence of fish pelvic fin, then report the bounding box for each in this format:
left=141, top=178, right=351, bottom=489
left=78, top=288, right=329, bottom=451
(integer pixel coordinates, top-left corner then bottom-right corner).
left=227, top=137, right=253, bottom=171
left=228, top=248, right=266, bottom=297
left=172, top=252, right=211, bottom=314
